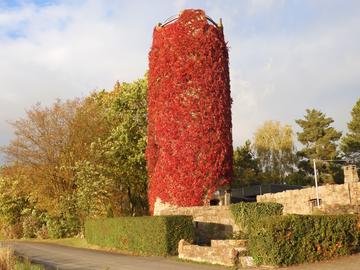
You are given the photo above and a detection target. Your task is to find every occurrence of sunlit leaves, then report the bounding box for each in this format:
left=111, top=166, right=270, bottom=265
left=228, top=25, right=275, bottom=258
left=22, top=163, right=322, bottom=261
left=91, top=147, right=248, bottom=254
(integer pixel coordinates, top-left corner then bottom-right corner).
left=147, top=10, right=233, bottom=211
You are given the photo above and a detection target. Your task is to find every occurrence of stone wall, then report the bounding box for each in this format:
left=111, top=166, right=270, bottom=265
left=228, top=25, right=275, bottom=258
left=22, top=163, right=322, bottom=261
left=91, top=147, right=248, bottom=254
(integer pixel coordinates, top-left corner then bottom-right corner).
left=156, top=204, right=237, bottom=228
left=154, top=198, right=238, bottom=243
left=257, top=182, right=360, bottom=214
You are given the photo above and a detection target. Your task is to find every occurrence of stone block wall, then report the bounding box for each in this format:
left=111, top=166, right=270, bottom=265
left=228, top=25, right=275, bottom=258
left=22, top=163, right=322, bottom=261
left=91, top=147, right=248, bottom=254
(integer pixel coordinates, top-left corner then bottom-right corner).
left=257, top=182, right=360, bottom=214
left=154, top=199, right=239, bottom=243
left=156, top=204, right=237, bottom=228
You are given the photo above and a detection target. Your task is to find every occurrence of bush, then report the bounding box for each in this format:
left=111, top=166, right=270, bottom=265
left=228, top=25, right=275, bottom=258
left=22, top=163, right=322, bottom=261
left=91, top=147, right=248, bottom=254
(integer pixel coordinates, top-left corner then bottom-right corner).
left=230, top=202, right=283, bottom=235
left=249, top=214, right=360, bottom=266
left=35, top=225, right=48, bottom=239
left=1, top=223, right=23, bottom=239
left=22, top=215, right=41, bottom=238
left=85, top=215, right=194, bottom=256
left=46, top=216, right=81, bottom=239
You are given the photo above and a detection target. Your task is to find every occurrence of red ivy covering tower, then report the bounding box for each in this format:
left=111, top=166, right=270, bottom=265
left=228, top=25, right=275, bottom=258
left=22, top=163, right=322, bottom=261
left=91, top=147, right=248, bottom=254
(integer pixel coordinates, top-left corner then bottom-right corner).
left=147, top=9, right=233, bottom=213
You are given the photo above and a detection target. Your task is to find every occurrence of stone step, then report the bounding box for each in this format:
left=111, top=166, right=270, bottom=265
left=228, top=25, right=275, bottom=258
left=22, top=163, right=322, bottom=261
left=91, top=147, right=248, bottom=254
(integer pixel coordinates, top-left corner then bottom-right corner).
left=238, top=256, right=256, bottom=268
left=211, top=239, right=247, bottom=248
left=211, top=239, right=248, bottom=257
left=178, top=239, right=238, bottom=266
left=178, top=239, right=250, bottom=267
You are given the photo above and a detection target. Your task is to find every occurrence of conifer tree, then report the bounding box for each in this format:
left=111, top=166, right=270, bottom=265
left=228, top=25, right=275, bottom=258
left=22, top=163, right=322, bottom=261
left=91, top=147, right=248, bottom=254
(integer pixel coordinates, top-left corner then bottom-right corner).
left=341, top=98, right=360, bottom=165
left=232, top=140, right=260, bottom=187
left=296, top=109, right=342, bottom=184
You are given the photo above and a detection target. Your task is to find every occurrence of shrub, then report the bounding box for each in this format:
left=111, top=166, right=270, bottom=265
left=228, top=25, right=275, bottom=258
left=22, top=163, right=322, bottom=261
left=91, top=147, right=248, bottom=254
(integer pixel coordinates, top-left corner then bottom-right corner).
left=230, top=202, right=283, bottom=235
left=35, top=225, right=49, bottom=239
left=1, top=223, right=23, bottom=239
left=249, top=214, right=360, bottom=266
left=22, top=215, right=41, bottom=239
left=46, top=216, right=81, bottom=239
left=85, top=215, right=194, bottom=256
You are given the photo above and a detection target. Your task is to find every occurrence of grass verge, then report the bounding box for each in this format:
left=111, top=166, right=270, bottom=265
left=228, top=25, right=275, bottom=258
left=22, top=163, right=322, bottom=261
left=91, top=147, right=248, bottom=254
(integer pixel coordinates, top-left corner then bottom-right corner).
left=0, top=247, right=44, bottom=270
left=17, top=238, right=136, bottom=255
left=15, top=259, right=44, bottom=270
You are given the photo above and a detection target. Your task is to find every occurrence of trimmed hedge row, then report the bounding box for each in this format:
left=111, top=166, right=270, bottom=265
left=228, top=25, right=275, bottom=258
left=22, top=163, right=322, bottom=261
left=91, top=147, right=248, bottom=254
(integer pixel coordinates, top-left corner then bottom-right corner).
left=85, top=215, right=194, bottom=256
left=230, top=202, right=283, bottom=235
left=249, top=214, right=360, bottom=266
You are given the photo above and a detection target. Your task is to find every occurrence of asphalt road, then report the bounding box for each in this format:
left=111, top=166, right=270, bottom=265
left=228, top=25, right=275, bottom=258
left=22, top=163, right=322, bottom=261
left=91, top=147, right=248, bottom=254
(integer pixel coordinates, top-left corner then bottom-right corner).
left=1, top=241, right=225, bottom=270
left=3, top=241, right=360, bottom=270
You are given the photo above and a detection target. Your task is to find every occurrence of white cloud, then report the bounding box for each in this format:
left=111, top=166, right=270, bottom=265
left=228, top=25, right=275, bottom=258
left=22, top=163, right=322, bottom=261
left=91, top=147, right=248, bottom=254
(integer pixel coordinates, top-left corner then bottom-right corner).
left=0, top=1, right=154, bottom=147
left=228, top=8, right=360, bottom=147
left=0, top=0, right=359, bottom=153
left=247, top=0, right=284, bottom=16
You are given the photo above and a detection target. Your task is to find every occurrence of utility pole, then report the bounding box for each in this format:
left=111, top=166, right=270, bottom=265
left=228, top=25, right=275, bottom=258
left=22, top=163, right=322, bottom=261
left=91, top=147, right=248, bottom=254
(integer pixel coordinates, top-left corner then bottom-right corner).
left=313, top=159, right=320, bottom=207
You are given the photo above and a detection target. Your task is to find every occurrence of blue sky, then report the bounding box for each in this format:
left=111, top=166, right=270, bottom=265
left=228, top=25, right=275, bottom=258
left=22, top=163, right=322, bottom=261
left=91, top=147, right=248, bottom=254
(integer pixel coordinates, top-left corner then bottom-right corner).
left=0, top=0, right=359, bottom=154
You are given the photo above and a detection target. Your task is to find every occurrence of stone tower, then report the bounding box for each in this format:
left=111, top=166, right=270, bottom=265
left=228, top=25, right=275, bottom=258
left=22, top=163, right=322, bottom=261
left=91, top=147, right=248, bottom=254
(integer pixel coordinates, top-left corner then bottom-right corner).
left=147, top=9, right=233, bottom=213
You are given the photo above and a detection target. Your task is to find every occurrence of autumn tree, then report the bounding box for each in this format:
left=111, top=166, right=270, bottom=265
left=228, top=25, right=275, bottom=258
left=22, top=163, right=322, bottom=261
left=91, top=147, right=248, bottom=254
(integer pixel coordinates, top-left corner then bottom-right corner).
left=1, top=100, right=82, bottom=216
left=69, top=90, right=116, bottom=222
left=253, top=121, right=296, bottom=183
left=0, top=75, right=149, bottom=238
left=74, top=77, right=148, bottom=218
left=341, top=98, right=360, bottom=166
left=0, top=166, right=33, bottom=238
left=296, top=109, right=342, bottom=184
left=104, top=78, right=148, bottom=215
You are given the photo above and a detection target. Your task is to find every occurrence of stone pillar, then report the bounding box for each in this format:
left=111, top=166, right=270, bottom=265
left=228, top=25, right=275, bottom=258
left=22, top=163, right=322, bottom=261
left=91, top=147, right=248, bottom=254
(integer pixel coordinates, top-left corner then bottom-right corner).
left=224, top=190, right=231, bottom=206
left=344, top=165, right=359, bottom=183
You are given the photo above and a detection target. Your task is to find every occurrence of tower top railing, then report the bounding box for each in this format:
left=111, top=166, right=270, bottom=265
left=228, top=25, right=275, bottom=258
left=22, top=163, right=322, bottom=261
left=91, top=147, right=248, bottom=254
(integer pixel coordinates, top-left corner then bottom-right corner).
left=158, top=14, right=222, bottom=28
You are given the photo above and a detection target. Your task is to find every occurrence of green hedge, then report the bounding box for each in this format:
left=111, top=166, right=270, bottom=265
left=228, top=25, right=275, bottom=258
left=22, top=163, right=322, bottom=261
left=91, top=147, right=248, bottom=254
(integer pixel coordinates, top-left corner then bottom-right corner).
left=249, top=214, right=360, bottom=266
left=85, top=215, right=194, bottom=256
left=230, top=202, right=283, bottom=235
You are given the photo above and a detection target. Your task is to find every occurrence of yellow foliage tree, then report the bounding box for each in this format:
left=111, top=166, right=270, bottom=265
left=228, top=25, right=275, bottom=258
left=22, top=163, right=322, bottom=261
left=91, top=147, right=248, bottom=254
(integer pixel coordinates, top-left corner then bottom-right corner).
left=253, top=121, right=296, bottom=182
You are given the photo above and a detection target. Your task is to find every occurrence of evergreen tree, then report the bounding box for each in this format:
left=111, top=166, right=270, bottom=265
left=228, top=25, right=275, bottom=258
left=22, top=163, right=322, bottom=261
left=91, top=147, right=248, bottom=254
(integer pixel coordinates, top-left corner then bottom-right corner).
left=296, top=109, right=342, bottom=184
left=341, top=98, right=360, bottom=165
left=232, top=140, right=260, bottom=187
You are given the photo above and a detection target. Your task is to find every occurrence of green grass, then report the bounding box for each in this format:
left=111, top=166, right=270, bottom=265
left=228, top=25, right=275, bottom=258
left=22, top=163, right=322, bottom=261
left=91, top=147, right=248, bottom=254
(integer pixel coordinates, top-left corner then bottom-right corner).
left=18, top=238, right=135, bottom=255
left=27, top=237, right=91, bottom=249
left=19, top=237, right=101, bottom=250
